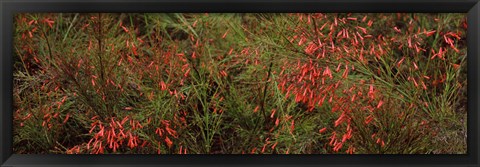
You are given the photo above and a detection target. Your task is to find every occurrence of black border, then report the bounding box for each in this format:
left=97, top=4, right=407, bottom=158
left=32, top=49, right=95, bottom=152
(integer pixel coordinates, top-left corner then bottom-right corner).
left=1, top=0, right=479, bottom=167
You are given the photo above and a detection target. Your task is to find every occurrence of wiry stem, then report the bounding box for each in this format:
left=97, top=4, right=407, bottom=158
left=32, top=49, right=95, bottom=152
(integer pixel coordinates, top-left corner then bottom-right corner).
left=40, top=26, right=54, bottom=61
left=97, top=13, right=105, bottom=83
left=260, top=60, right=274, bottom=121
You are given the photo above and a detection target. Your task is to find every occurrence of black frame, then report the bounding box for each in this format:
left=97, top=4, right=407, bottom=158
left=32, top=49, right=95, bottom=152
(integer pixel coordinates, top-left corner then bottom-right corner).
left=1, top=0, right=479, bottom=166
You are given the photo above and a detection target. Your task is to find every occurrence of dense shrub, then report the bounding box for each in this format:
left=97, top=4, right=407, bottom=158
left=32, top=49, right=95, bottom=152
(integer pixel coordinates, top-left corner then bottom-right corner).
left=13, top=13, right=467, bottom=154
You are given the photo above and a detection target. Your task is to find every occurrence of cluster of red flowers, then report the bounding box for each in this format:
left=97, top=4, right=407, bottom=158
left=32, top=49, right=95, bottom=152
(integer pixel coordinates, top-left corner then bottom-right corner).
left=276, top=13, right=465, bottom=153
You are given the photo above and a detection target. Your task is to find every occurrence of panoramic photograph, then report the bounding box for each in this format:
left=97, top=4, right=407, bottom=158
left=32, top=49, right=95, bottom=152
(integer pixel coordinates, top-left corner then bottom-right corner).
left=13, top=13, right=467, bottom=154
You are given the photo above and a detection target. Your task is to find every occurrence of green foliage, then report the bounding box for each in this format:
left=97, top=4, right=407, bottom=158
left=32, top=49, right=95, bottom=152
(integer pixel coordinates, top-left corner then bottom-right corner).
left=13, top=13, right=467, bottom=154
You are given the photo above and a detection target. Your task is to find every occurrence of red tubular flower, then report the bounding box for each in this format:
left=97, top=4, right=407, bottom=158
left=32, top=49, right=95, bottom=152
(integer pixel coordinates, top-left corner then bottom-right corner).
left=261, top=144, right=267, bottom=153
left=346, top=146, right=355, bottom=154
left=376, top=100, right=384, bottom=109
left=323, top=66, right=333, bottom=79
left=121, top=26, right=129, bottom=33
left=253, top=106, right=260, bottom=113
left=62, top=113, right=70, bottom=124
left=165, top=137, right=173, bottom=148
left=364, top=115, right=374, bottom=125
left=333, top=142, right=343, bottom=152
left=271, top=142, right=278, bottom=150
left=166, top=127, right=177, bottom=138
left=42, top=18, right=54, bottom=28
left=334, top=113, right=346, bottom=127
left=222, top=30, right=229, bottom=39
left=251, top=147, right=257, bottom=154
left=304, top=42, right=318, bottom=55
left=329, top=132, right=337, bottom=146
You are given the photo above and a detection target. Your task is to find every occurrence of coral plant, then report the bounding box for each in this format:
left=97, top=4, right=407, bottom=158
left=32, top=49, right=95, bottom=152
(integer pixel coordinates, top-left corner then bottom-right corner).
left=13, top=13, right=467, bottom=154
